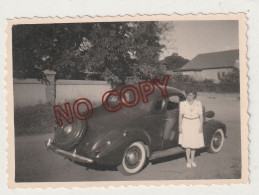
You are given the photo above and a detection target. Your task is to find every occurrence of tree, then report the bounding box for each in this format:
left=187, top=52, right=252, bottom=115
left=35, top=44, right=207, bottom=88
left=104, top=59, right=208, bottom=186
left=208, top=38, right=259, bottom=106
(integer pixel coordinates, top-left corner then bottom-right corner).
left=218, top=68, right=240, bottom=92
left=12, top=23, right=93, bottom=80
left=12, top=22, right=171, bottom=86
left=160, top=53, right=189, bottom=71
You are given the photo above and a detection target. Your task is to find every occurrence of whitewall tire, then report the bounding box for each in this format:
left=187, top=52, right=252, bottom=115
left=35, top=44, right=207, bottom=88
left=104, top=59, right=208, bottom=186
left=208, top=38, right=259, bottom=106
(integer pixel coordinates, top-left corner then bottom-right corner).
left=117, top=141, right=147, bottom=175
left=208, top=128, right=225, bottom=153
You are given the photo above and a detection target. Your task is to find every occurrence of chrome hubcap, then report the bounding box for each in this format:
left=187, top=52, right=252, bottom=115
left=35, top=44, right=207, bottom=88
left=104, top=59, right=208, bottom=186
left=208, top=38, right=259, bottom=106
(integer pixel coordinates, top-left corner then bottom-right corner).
left=127, top=151, right=139, bottom=165
left=62, top=124, right=72, bottom=136
left=213, top=132, right=222, bottom=149
left=125, top=146, right=141, bottom=168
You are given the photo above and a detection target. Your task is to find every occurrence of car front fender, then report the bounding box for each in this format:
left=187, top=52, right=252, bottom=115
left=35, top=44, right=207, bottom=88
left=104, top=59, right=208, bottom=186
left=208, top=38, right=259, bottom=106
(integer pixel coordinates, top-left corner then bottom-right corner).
left=203, top=119, right=226, bottom=147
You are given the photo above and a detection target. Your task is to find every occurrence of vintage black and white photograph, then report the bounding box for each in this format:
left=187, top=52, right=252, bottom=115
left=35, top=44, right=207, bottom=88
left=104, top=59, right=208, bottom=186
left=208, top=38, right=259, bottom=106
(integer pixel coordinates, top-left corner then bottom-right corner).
left=7, top=15, right=248, bottom=186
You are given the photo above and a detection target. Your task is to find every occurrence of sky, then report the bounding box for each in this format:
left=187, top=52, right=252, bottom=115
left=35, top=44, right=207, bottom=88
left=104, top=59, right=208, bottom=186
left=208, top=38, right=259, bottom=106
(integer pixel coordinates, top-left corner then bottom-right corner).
left=160, top=20, right=239, bottom=60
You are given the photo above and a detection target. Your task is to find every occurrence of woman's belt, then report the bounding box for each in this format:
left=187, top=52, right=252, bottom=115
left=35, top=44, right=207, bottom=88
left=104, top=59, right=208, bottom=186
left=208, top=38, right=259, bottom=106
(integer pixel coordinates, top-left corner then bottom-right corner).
left=183, top=116, right=199, bottom=120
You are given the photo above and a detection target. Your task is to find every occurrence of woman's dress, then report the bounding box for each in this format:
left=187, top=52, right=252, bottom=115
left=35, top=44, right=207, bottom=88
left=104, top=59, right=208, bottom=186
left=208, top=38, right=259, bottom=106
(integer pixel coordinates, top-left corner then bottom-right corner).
left=178, top=100, right=204, bottom=149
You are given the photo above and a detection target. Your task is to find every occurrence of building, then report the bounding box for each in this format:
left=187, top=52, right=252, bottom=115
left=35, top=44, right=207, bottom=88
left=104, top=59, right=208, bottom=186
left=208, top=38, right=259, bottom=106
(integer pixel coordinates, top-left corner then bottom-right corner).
left=174, top=50, right=239, bottom=83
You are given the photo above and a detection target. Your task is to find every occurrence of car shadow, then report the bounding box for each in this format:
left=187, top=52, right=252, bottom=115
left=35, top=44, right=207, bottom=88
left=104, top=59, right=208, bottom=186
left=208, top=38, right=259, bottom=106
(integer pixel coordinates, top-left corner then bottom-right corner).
left=150, top=149, right=207, bottom=165
left=73, top=161, right=117, bottom=172
left=73, top=148, right=208, bottom=172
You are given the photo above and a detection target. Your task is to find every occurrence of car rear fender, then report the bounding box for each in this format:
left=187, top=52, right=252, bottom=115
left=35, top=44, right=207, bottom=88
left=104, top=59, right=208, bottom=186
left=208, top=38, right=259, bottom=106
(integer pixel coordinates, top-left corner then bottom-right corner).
left=203, top=119, right=227, bottom=147
left=95, top=128, right=151, bottom=166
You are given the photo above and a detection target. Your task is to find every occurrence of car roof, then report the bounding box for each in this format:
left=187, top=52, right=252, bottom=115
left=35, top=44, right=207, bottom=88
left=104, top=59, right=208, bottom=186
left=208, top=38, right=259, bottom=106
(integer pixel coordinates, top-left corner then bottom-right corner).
left=152, top=85, right=185, bottom=98
left=114, top=84, right=185, bottom=97
left=164, top=86, right=185, bottom=95
left=109, top=84, right=185, bottom=113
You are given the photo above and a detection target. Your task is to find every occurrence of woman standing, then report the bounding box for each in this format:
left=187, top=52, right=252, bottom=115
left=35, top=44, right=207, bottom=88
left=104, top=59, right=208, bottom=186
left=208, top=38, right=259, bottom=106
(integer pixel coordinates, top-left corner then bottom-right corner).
left=179, top=89, right=204, bottom=168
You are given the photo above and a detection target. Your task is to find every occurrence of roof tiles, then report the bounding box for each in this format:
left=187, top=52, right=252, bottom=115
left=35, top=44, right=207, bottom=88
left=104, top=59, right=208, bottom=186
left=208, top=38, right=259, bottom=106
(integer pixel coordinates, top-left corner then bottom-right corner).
left=176, top=49, right=239, bottom=71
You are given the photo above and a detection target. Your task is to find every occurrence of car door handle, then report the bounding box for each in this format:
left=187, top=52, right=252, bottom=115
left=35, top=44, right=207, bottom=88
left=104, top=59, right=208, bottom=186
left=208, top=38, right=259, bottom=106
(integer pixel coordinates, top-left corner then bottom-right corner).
left=163, top=119, right=171, bottom=121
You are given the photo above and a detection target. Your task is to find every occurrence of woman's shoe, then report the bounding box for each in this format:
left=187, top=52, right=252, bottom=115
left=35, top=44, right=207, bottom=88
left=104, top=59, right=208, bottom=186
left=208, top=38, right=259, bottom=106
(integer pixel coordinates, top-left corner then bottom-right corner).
left=191, top=161, right=197, bottom=167
left=186, top=162, right=191, bottom=168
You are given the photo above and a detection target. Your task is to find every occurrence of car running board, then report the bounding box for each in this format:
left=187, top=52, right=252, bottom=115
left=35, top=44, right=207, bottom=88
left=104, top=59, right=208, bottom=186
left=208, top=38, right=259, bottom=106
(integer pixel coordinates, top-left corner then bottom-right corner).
left=150, top=146, right=185, bottom=161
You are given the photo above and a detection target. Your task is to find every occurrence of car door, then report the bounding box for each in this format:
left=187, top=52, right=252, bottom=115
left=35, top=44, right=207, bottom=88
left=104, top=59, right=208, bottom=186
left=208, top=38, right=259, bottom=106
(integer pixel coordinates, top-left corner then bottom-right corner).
left=143, top=99, right=166, bottom=151
left=160, top=95, right=180, bottom=150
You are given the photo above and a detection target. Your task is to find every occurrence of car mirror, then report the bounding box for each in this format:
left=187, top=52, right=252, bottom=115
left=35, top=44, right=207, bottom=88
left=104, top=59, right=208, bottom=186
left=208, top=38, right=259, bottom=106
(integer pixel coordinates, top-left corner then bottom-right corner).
left=204, top=111, right=215, bottom=118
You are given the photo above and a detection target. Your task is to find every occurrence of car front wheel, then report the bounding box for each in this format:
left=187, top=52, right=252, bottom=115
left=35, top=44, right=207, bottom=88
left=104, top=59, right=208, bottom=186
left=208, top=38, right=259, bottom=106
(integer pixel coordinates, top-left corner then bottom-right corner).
left=117, top=141, right=147, bottom=175
left=208, top=128, right=225, bottom=153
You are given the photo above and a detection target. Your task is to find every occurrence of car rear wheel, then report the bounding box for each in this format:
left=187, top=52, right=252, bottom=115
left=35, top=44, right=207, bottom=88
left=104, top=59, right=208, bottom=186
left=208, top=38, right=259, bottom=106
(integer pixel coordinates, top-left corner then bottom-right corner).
left=53, top=119, right=86, bottom=150
left=208, top=128, right=225, bottom=153
left=117, top=141, right=147, bottom=175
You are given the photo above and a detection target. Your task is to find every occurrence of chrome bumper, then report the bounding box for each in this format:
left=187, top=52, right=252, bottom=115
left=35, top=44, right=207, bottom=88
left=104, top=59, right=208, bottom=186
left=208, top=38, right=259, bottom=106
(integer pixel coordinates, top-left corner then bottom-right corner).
left=46, top=139, right=93, bottom=164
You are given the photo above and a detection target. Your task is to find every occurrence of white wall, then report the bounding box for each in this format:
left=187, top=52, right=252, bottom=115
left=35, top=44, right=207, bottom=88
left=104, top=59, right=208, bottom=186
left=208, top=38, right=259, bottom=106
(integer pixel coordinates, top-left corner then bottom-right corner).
left=13, top=79, right=112, bottom=107
left=56, top=80, right=111, bottom=105
left=13, top=79, right=47, bottom=107
left=181, top=71, right=202, bottom=81
left=181, top=68, right=233, bottom=83
left=201, top=68, right=233, bottom=83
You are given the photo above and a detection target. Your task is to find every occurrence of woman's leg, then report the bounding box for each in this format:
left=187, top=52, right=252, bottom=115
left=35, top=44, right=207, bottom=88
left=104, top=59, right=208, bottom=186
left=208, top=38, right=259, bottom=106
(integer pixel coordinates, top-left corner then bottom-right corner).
left=190, top=149, right=197, bottom=167
left=186, top=148, right=191, bottom=162
left=191, top=149, right=196, bottom=162
left=186, top=148, right=191, bottom=167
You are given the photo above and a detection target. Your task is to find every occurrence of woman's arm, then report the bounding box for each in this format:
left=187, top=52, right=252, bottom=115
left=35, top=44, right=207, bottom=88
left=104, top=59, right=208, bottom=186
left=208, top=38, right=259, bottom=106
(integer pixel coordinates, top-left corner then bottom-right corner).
left=179, top=102, right=183, bottom=133
left=199, top=113, right=203, bottom=133
left=198, top=101, right=203, bottom=133
left=179, top=114, right=183, bottom=133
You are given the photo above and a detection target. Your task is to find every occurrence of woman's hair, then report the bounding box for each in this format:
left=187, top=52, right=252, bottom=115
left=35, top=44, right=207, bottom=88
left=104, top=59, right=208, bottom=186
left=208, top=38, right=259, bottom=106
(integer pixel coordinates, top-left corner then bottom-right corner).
left=185, top=88, right=197, bottom=98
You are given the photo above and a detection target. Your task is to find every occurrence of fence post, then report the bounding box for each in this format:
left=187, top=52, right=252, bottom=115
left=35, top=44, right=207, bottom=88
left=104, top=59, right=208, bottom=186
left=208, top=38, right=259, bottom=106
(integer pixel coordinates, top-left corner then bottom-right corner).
left=43, top=69, right=56, bottom=105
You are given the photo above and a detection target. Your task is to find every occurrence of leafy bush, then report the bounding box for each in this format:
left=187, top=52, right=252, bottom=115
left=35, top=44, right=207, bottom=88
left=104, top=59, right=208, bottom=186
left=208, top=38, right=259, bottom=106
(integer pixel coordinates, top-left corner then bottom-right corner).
left=14, top=99, right=100, bottom=136
left=14, top=103, right=55, bottom=136
left=203, top=79, right=217, bottom=91
left=169, top=70, right=240, bottom=93
left=170, top=73, right=194, bottom=83
left=169, top=75, right=215, bottom=92
left=218, top=69, right=240, bottom=92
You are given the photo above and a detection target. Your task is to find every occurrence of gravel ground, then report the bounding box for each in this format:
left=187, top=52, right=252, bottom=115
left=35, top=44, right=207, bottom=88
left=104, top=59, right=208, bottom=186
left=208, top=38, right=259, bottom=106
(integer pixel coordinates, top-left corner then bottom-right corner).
left=15, top=93, right=241, bottom=182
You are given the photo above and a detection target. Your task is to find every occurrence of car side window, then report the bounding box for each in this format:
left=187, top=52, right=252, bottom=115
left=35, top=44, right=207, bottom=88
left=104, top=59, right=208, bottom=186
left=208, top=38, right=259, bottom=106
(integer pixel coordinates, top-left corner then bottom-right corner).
left=167, top=101, right=179, bottom=110
left=167, top=95, right=180, bottom=110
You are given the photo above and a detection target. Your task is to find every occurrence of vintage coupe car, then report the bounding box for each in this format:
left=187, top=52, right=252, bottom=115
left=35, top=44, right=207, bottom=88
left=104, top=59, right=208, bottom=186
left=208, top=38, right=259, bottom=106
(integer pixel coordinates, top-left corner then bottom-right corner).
left=46, top=86, right=226, bottom=175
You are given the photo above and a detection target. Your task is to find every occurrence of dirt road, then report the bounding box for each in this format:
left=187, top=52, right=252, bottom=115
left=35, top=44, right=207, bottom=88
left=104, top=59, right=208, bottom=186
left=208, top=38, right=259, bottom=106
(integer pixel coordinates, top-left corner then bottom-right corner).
left=15, top=93, right=241, bottom=182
